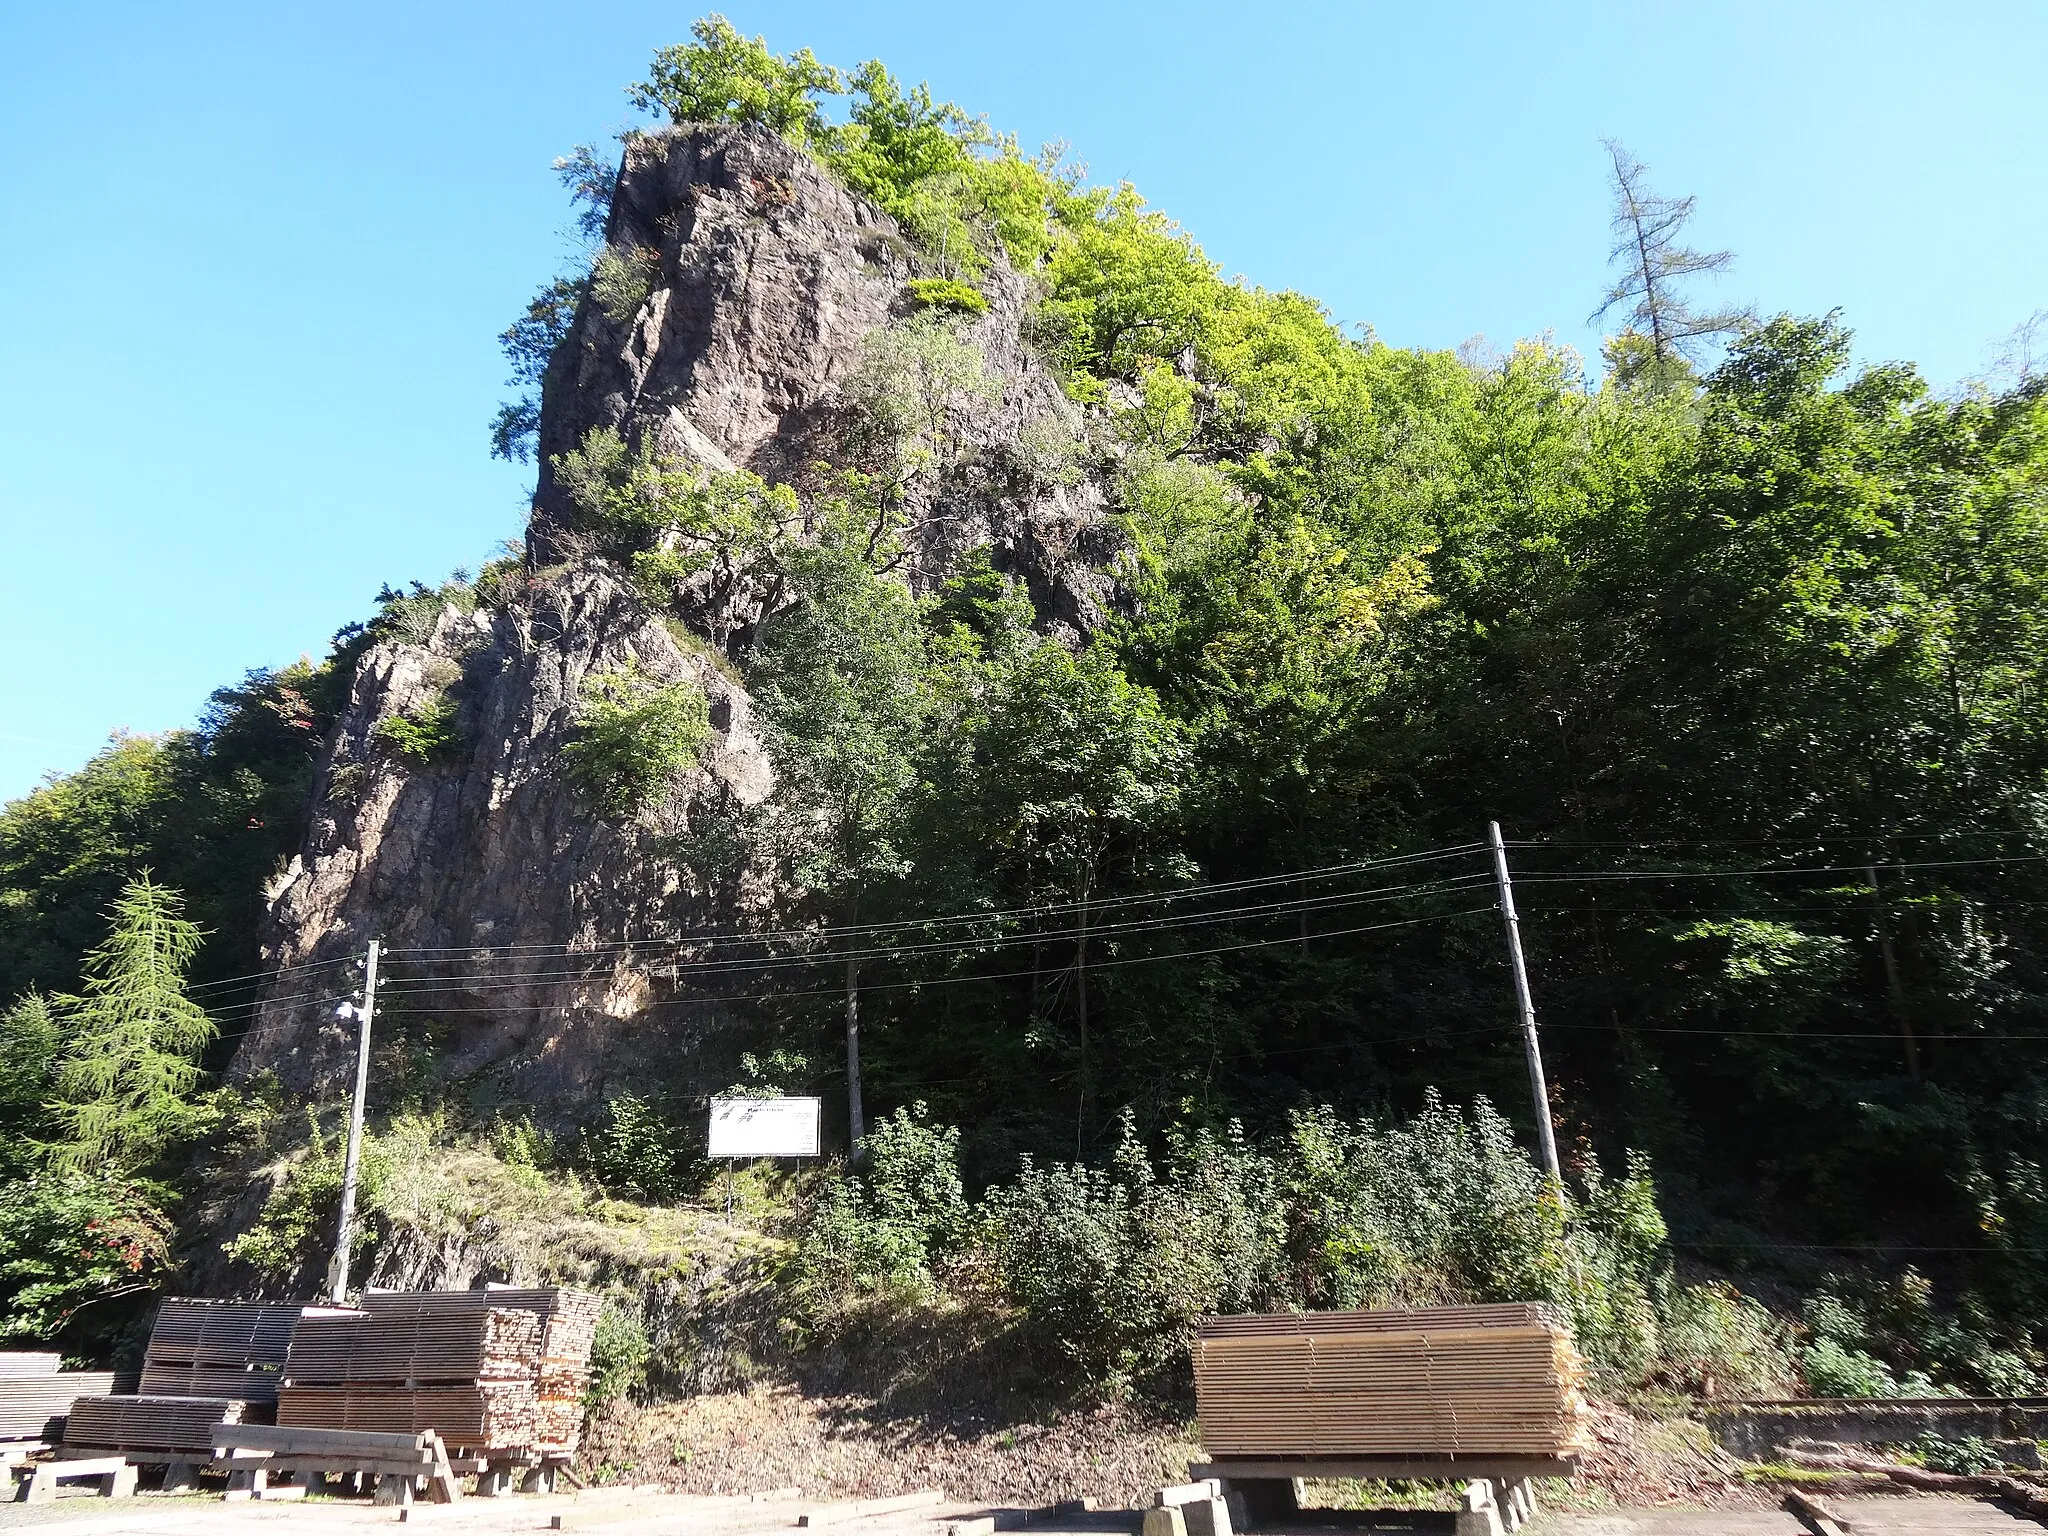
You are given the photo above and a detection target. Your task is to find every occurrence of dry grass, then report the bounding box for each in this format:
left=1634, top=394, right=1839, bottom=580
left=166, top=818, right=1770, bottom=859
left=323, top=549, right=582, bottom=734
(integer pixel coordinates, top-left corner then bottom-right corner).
left=584, top=1384, right=1198, bottom=1506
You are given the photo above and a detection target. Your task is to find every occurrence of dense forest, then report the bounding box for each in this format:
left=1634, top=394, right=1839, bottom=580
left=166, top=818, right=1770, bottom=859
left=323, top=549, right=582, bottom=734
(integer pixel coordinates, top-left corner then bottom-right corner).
left=4, top=17, right=2047, bottom=1408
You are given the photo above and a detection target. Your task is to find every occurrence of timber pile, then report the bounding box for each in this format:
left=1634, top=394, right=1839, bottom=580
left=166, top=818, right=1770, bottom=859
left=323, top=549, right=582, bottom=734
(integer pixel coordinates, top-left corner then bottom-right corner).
left=0, top=1353, right=116, bottom=1440
left=283, top=1292, right=589, bottom=1454
left=137, top=1298, right=312, bottom=1404
left=360, top=1287, right=599, bottom=1454
left=1193, top=1303, right=1592, bottom=1461
left=64, top=1395, right=250, bottom=1456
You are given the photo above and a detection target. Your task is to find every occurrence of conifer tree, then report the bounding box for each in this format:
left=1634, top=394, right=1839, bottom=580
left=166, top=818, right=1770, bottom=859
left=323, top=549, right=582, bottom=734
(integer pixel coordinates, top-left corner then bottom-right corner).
left=1593, top=139, right=1751, bottom=386
left=46, top=876, right=215, bottom=1173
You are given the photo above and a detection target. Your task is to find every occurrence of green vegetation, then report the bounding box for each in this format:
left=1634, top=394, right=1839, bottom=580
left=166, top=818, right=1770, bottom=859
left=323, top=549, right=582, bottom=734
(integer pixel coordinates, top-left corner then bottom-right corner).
left=907, top=277, right=989, bottom=315
left=563, top=663, right=713, bottom=820
left=0, top=879, right=222, bottom=1347
left=559, top=19, right=2048, bottom=1400
left=9, top=16, right=2048, bottom=1413
left=778, top=1094, right=1788, bottom=1397
left=370, top=692, right=461, bottom=765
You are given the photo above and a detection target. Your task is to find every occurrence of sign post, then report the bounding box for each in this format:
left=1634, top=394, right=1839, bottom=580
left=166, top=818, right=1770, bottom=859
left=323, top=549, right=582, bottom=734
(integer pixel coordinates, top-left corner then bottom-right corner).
left=707, top=1097, right=821, bottom=1220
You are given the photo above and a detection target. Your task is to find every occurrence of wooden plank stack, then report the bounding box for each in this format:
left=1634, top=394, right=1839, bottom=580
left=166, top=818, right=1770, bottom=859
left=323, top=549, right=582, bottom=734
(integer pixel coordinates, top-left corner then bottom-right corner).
left=63, top=1396, right=251, bottom=1456
left=62, top=1298, right=320, bottom=1456
left=361, top=1287, right=599, bottom=1456
left=136, top=1299, right=312, bottom=1404
left=281, top=1288, right=596, bottom=1456
left=0, top=1353, right=117, bottom=1441
left=1193, top=1303, right=1592, bottom=1461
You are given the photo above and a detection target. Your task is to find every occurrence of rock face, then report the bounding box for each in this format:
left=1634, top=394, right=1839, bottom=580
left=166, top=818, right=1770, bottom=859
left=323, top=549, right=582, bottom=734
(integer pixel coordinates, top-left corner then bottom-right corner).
left=531, top=122, right=1117, bottom=633
left=236, top=569, right=775, bottom=1102
left=233, top=122, right=1117, bottom=1107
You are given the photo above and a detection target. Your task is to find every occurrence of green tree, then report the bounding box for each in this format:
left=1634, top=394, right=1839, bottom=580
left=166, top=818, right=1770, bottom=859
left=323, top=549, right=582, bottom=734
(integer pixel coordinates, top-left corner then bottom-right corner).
left=46, top=876, right=217, bottom=1174
left=941, top=642, right=1188, bottom=1153
left=630, top=14, right=844, bottom=143
left=562, top=664, right=713, bottom=821
left=751, top=536, right=932, bottom=1150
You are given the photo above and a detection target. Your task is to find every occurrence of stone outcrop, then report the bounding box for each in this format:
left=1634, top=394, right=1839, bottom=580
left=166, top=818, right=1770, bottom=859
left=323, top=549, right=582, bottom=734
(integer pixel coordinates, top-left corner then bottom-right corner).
left=236, top=569, right=774, bottom=1102
left=233, top=121, right=1121, bottom=1108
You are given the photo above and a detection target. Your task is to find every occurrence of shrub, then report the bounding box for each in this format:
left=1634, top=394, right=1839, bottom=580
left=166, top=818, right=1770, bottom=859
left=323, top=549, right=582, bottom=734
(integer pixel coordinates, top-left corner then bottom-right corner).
left=840, top=313, right=1001, bottom=487
left=0, top=1169, right=172, bottom=1340
left=1913, top=1432, right=2004, bottom=1474
left=580, top=1092, right=688, bottom=1199
left=562, top=665, right=711, bottom=820
left=370, top=693, right=460, bottom=765
left=587, top=1303, right=652, bottom=1405
left=1654, top=1282, right=1799, bottom=1397
left=591, top=245, right=662, bottom=326
left=907, top=277, right=989, bottom=315
left=1801, top=1336, right=1897, bottom=1397
left=225, top=1113, right=392, bottom=1286
left=783, top=1105, right=965, bottom=1328
left=980, top=1117, right=1287, bottom=1391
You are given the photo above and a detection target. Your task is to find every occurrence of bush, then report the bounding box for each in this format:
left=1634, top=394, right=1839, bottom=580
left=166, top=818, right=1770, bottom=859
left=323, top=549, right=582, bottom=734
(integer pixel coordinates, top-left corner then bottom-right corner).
left=225, top=1113, right=391, bottom=1286
left=1913, top=1432, right=2004, bottom=1474
left=580, top=1092, right=689, bottom=1199
left=0, top=1169, right=172, bottom=1341
left=980, top=1117, right=1286, bottom=1392
left=1801, top=1336, right=1898, bottom=1397
left=907, top=277, right=989, bottom=315
left=1654, top=1282, right=1799, bottom=1397
left=370, top=693, right=461, bottom=765
left=587, top=1303, right=652, bottom=1405
left=591, top=245, right=662, bottom=326
left=784, top=1105, right=965, bottom=1328
left=562, top=665, right=711, bottom=820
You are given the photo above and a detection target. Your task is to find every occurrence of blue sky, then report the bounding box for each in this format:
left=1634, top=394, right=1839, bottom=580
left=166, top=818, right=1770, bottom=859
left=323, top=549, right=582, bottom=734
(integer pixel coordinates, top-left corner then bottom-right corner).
left=1, top=0, right=2042, bottom=802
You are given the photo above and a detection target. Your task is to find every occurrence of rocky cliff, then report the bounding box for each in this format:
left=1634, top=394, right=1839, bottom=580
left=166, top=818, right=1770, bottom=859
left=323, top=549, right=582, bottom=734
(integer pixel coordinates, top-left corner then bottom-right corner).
left=233, top=123, right=1117, bottom=1109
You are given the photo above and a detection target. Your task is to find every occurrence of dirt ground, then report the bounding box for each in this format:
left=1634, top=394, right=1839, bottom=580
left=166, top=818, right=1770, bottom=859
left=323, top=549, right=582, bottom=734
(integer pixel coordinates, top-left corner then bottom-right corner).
left=2, top=1487, right=2046, bottom=1536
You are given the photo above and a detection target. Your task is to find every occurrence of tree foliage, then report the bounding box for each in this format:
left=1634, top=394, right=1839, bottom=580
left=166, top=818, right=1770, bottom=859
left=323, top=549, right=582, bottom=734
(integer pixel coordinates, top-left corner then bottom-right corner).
left=45, top=876, right=217, bottom=1173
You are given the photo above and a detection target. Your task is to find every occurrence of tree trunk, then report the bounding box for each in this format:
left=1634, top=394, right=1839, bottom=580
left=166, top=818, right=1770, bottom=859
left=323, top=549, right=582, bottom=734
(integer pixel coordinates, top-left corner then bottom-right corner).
left=846, top=892, right=865, bottom=1158
left=1075, top=866, right=1090, bottom=1158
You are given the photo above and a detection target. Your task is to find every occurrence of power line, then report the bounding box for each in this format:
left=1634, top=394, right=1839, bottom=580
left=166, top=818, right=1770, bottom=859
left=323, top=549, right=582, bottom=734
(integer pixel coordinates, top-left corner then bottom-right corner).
left=377, top=844, right=1490, bottom=958
left=372, top=876, right=1495, bottom=997
left=1510, top=853, right=2048, bottom=882
left=373, top=907, right=1499, bottom=1016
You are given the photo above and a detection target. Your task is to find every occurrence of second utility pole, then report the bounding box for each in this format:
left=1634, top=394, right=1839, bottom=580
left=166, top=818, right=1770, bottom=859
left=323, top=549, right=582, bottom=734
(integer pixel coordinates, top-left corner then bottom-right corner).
left=1489, top=822, right=1562, bottom=1184
left=325, top=938, right=380, bottom=1303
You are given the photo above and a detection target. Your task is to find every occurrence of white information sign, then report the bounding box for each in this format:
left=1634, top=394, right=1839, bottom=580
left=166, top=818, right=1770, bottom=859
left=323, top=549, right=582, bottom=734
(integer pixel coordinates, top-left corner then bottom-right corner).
left=707, top=1096, right=821, bottom=1159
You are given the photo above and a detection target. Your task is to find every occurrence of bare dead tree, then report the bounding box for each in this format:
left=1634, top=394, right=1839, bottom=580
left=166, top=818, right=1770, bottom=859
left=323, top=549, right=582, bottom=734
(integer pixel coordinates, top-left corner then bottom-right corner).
left=1593, top=140, right=1751, bottom=371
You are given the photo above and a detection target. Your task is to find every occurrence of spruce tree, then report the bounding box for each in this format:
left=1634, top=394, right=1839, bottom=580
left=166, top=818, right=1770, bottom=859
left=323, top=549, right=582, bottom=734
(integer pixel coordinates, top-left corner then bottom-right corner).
left=46, top=876, right=215, bottom=1173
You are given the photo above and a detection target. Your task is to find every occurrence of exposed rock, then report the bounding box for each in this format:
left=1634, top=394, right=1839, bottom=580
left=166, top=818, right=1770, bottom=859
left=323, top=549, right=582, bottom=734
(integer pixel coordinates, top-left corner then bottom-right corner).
left=234, top=121, right=1121, bottom=1111
left=235, top=567, right=776, bottom=1105
left=530, top=121, right=1118, bottom=634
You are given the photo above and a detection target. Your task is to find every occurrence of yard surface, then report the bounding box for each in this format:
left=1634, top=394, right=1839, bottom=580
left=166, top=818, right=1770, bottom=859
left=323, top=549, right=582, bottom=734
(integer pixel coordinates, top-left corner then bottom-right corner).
left=2, top=1488, right=2046, bottom=1535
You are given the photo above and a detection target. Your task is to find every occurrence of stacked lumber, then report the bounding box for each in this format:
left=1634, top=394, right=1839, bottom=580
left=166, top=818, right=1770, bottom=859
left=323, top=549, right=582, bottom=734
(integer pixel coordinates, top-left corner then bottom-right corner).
left=286, top=1304, right=540, bottom=1383
left=360, top=1287, right=599, bottom=1454
left=283, top=1292, right=575, bottom=1454
left=1193, top=1303, right=1592, bottom=1461
left=277, top=1383, right=536, bottom=1444
left=64, top=1395, right=249, bottom=1455
left=0, top=1354, right=117, bottom=1440
left=136, top=1298, right=312, bottom=1404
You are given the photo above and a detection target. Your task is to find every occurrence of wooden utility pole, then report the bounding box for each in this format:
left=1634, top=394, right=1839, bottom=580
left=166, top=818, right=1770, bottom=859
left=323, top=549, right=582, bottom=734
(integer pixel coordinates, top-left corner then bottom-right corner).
left=325, top=939, right=380, bottom=1304
left=846, top=953, right=864, bottom=1153
left=1488, top=823, right=1563, bottom=1184
left=1866, top=862, right=1919, bottom=1079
